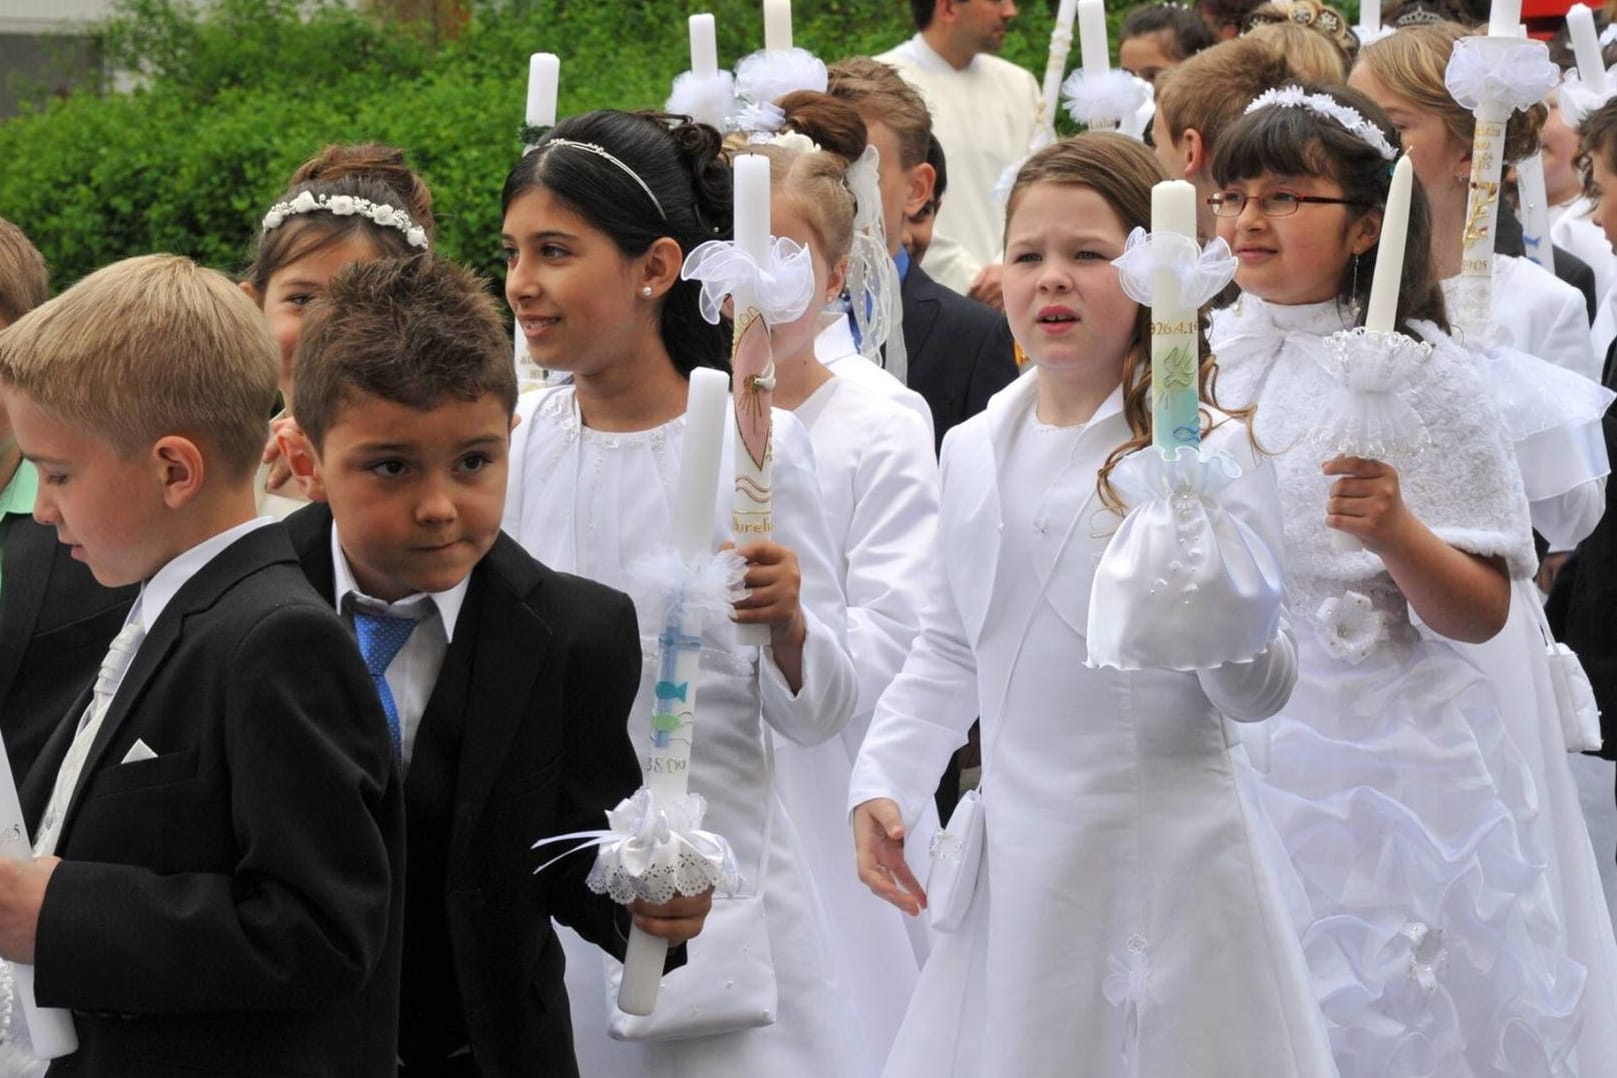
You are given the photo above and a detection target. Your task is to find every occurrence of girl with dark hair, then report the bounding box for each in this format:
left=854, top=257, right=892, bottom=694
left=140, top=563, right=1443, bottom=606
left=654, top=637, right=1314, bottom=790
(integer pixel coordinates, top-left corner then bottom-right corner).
left=851, top=131, right=1333, bottom=1078
left=1207, top=85, right=1589, bottom=1076
left=1120, top=2, right=1218, bottom=85
left=498, top=110, right=867, bottom=1076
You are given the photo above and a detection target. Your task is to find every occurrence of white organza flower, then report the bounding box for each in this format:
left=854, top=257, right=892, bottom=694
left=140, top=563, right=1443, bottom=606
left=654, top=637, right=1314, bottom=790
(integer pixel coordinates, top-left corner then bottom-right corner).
left=328, top=195, right=356, bottom=216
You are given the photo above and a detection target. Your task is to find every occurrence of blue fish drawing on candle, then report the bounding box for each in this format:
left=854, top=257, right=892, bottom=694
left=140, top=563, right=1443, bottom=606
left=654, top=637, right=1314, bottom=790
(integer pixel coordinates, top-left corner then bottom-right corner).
left=653, top=611, right=702, bottom=749
left=655, top=680, right=689, bottom=703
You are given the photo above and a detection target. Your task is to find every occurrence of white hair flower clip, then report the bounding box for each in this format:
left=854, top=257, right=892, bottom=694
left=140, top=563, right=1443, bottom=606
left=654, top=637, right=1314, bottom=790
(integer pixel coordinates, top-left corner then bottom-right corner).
left=1245, top=86, right=1398, bottom=161
left=768, top=130, right=821, bottom=155
left=260, top=192, right=429, bottom=250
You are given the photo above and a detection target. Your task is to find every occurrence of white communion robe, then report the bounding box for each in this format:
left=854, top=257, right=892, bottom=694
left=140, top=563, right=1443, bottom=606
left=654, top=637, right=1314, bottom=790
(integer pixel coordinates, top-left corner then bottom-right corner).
left=851, top=369, right=1338, bottom=1078
left=502, top=385, right=872, bottom=1077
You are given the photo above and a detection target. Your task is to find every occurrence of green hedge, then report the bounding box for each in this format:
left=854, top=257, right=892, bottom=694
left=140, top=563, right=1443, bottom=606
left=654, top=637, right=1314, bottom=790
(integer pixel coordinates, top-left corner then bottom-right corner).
left=0, top=0, right=1097, bottom=289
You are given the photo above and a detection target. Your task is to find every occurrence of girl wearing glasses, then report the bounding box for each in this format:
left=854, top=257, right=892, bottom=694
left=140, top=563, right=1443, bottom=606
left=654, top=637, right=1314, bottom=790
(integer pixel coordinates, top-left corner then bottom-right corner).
left=1206, top=85, right=1588, bottom=1077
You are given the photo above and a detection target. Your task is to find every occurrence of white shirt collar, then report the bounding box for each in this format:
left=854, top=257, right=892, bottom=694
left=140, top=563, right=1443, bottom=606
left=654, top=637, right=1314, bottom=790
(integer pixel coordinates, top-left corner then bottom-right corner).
left=813, top=316, right=858, bottom=363
left=137, top=517, right=274, bottom=632
left=329, top=524, right=469, bottom=642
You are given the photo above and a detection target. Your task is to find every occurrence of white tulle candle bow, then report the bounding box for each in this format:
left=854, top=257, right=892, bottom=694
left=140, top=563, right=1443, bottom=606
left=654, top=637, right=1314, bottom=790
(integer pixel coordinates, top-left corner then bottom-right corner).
left=613, top=367, right=735, bottom=1017
left=0, top=734, right=76, bottom=1059
left=1365, top=155, right=1412, bottom=333
left=1149, top=181, right=1202, bottom=451
left=526, top=53, right=559, bottom=128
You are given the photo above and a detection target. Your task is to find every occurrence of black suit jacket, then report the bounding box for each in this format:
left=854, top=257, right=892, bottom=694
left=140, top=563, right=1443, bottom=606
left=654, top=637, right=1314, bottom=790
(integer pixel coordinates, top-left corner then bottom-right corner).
left=23, top=524, right=404, bottom=1077
left=1547, top=339, right=1617, bottom=759
left=286, top=505, right=648, bottom=1078
left=0, top=518, right=135, bottom=785
left=899, top=262, right=1020, bottom=452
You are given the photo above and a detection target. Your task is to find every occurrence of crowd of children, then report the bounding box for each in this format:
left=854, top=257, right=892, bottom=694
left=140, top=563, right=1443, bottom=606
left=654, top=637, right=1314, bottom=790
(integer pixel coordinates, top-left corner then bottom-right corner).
left=6, top=1, right=1617, bottom=1076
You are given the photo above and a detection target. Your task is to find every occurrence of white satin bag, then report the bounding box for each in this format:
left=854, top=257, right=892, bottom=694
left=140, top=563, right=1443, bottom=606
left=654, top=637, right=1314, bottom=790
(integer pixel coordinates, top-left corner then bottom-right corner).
left=1533, top=599, right=1604, bottom=752
left=926, top=788, right=985, bottom=933
left=1087, top=447, right=1284, bottom=671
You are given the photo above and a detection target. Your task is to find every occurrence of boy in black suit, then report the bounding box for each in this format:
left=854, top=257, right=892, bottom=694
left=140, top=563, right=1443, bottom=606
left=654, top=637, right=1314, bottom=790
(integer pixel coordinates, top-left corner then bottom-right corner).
left=278, top=255, right=711, bottom=1077
left=0, top=218, right=135, bottom=785
left=0, top=254, right=403, bottom=1075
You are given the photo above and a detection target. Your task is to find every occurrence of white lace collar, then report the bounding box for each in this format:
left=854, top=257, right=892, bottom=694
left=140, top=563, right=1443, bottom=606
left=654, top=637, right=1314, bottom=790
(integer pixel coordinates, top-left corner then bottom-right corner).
left=1220, top=294, right=1354, bottom=338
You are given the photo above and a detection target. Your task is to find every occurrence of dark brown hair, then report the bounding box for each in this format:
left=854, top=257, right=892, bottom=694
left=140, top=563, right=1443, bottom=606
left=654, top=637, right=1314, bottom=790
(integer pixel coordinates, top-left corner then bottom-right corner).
left=292, top=256, right=516, bottom=451
left=1577, top=98, right=1617, bottom=201
left=777, top=90, right=869, bottom=163
left=1211, top=81, right=1450, bottom=333
left=1006, top=133, right=1244, bottom=513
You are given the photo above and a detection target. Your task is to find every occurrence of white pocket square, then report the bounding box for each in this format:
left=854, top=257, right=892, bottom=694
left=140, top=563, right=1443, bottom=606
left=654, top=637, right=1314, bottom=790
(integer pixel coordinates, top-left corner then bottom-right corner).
left=120, top=739, right=157, bottom=764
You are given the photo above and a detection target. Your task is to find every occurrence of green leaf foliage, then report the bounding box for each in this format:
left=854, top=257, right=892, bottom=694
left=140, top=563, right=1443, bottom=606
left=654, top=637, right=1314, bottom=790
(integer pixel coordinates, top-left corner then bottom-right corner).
left=0, top=0, right=1103, bottom=290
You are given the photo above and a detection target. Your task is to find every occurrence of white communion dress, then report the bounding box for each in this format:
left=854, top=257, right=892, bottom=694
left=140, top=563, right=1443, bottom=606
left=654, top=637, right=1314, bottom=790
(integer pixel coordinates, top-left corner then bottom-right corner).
left=1209, top=296, right=1588, bottom=1077
left=850, top=369, right=1339, bottom=1078
left=502, top=384, right=873, bottom=1077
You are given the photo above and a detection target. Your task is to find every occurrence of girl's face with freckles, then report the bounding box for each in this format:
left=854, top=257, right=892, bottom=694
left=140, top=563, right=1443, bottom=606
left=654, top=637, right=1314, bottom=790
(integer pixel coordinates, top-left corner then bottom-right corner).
left=1001, top=182, right=1138, bottom=375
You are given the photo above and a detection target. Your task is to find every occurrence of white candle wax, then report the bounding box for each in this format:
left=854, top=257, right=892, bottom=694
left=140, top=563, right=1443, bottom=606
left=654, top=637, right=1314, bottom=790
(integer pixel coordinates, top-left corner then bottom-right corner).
left=1150, top=180, right=1201, bottom=451
left=1077, top=0, right=1108, bottom=77
left=1568, top=4, right=1610, bottom=92
left=1366, top=155, right=1413, bottom=333
left=1359, top=0, right=1381, bottom=32
left=763, top=0, right=792, bottom=51
left=673, top=368, right=730, bottom=560
left=525, top=53, right=559, bottom=128
left=1488, top=0, right=1522, bottom=38
left=690, top=13, right=719, bottom=78
left=734, top=154, right=771, bottom=263
left=1042, top=0, right=1079, bottom=125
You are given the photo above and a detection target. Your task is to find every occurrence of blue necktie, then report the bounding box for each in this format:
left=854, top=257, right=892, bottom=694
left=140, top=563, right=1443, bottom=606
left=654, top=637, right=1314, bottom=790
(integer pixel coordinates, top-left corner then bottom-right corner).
left=352, top=611, right=419, bottom=756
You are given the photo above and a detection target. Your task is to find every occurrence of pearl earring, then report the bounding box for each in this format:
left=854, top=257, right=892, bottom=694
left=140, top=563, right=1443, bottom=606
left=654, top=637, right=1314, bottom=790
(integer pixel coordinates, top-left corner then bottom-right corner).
left=640, top=286, right=654, bottom=298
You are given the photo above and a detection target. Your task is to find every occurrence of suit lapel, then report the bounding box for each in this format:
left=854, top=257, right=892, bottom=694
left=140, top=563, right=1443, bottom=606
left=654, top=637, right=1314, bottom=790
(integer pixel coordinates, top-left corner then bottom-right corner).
left=901, top=267, right=942, bottom=366
left=448, top=539, right=549, bottom=871
left=58, top=527, right=285, bottom=839
left=0, top=521, right=56, bottom=705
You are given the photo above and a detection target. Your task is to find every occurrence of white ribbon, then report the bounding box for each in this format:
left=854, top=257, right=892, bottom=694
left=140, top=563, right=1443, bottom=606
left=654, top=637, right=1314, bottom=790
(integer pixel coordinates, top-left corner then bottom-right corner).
left=667, top=69, right=737, bottom=132
left=1558, top=66, right=1617, bottom=130
left=1112, top=228, right=1237, bottom=309
left=1312, top=327, right=1432, bottom=462
left=681, top=235, right=817, bottom=326
left=1062, top=68, right=1154, bottom=134
left=534, top=788, right=740, bottom=906
left=1444, top=35, right=1559, bottom=113
left=734, top=47, right=828, bottom=124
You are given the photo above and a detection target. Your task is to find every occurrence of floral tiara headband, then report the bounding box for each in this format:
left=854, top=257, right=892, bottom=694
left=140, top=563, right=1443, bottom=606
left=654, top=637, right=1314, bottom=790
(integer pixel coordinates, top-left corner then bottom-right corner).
left=1245, top=86, right=1398, bottom=161
left=260, top=190, right=429, bottom=249
left=539, top=138, right=667, bottom=221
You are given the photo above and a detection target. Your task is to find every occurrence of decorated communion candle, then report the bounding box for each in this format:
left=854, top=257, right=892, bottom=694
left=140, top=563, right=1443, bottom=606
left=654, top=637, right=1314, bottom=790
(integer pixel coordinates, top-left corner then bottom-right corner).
left=1365, top=155, right=1413, bottom=333
left=764, top=0, right=791, bottom=51
left=1150, top=180, right=1201, bottom=452
left=525, top=52, right=559, bottom=129
left=1077, top=0, right=1108, bottom=77
left=690, top=13, right=719, bottom=79
left=734, top=153, right=771, bottom=264
left=616, top=366, right=730, bottom=1018
left=1041, top=0, right=1079, bottom=131
left=1568, top=4, right=1610, bottom=92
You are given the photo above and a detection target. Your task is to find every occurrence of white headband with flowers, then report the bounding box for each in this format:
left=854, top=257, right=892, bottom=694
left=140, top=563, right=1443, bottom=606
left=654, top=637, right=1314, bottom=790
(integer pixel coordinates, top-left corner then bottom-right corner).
left=1244, top=86, right=1398, bottom=161
left=260, top=190, right=429, bottom=250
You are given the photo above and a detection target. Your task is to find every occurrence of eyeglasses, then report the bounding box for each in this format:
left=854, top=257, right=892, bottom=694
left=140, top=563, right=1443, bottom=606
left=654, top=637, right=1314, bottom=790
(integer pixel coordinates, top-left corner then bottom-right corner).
left=1206, top=191, right=1365, bottom=217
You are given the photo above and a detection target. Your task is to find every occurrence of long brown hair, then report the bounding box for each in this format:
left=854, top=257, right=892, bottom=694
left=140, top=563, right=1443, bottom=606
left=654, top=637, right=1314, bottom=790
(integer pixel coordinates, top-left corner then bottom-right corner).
left=1006, top=133, right=1246, bottom=513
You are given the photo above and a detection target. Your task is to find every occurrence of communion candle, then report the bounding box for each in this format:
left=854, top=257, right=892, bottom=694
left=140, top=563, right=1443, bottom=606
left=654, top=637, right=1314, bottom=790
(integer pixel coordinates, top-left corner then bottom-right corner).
left=525, top=52, right=559, bottom=128
left=1077, top=0, right=1108, bottom=78
left=690, top=13, right=719, bottom=79
left=1040, top=0, right=1079, bottom=134
left=1488, top=0, right=1521, bottom=38
left=1569, top=4, right=1610, bottom=92
left=764, top=0, right=792, bottom=51
left=1365, top=155, right=1413, bottom=333
left=1150, top=180, right=1201, bottom=452
left=730, top=154, right=775, bottom=645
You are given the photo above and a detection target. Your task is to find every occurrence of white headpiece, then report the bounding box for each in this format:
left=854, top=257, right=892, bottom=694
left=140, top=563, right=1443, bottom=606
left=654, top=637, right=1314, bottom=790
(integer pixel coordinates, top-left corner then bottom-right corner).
left=540, top=139, right=667, bottom=221
left=1244, top=85, right=1398, bottom=161
left=260, top=190, right=428, bottom=250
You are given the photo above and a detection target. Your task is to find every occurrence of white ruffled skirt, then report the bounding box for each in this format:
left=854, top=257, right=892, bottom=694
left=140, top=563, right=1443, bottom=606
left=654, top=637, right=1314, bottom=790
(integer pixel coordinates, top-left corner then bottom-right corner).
left=1236, top=632, right=1587, bottom=1076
